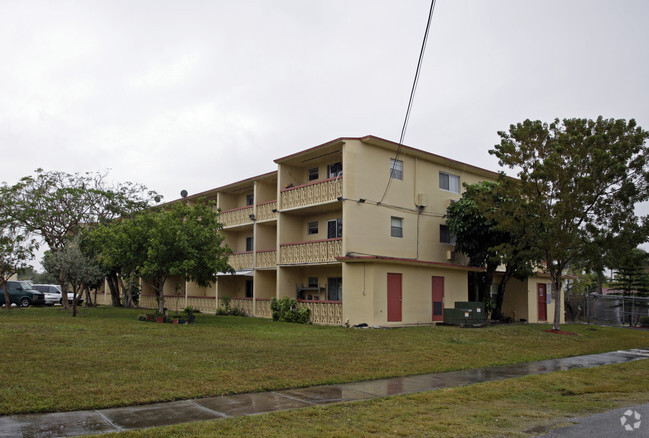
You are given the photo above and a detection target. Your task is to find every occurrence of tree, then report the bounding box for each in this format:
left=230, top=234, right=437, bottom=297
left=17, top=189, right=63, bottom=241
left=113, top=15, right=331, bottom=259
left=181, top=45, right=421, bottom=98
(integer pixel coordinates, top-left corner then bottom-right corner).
left=116, top=199, right=232, bottom=315
left=0, top=169, right=156, bottom=310
left=446, top=182, right=508, bottom=303
left=83, top=215, right=150, bottom=308
left=491, top=117, right=649, bottom=330
left=609, top=249, right=649, bottom=296
left=446, top=181, right=537, bottom=320
left=42, top=239, right=104, bottom=316
left=0, top=219, right=38, bottom=311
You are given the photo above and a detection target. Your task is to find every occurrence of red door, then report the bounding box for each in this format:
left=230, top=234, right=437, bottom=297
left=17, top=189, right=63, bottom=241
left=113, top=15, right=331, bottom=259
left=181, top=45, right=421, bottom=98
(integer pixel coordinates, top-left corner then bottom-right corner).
left=387, top=273, right=402, bottom=322
left=537, top=284, right=547, bottom=321
left=431, top=276, right=444, bottom=322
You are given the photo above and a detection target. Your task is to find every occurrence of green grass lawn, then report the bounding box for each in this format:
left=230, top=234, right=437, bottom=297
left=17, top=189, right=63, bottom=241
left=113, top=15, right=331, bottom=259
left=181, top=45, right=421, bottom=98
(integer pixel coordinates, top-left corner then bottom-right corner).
left=0, top=306, right=647, bottom=417
left=106, top=360, right=649, bottom=437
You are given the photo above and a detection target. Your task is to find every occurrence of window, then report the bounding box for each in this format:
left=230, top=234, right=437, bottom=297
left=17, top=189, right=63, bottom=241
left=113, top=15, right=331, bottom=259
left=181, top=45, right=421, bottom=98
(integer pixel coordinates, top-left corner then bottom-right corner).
left=390, top=158, right=403, bottom=180
left=307, top=221, right=318, bottom=235
left=390, top=216, right=403, bottom=237
left=327, top=218, right=342, bottom=238
left=308, top=277, right=319, bottom=288
left=246, top=194, right=254, bottom=206
left=245, top=236, right=254, bottom=252
left=328, top=162, right=342, bottom=178
left=327, top=277, right=342, bottom=301
left=245, top=280, right=253, bottom=298
left=308, top=168, right=319, bottom=181
left=440, top=225, right=456, bottom=245
left=439, top=172, right=460, bottom=193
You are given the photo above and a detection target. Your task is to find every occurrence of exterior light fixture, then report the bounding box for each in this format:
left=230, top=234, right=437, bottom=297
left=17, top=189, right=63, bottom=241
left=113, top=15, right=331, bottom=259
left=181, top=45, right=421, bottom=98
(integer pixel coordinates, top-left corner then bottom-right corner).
left=337, top=197, right=344, bottom=202
left=358, top=198, right=366, bottom=203
left=249, top=214, right=256, bottom=221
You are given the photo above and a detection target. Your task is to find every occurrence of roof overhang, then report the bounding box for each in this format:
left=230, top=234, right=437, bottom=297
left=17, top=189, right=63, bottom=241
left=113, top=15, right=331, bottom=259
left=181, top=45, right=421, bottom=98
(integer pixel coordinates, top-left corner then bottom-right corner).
left=216, top=270, right=254, bottom=277
left=337, top=255, right=484, bottom=272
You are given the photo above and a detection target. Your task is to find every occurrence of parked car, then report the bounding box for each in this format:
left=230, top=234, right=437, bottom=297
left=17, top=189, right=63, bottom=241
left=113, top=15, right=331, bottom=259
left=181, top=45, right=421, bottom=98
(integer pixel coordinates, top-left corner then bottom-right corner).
left=31, top=284, right=63, bottom=306
left=0, top=281, right=46, bottom=307
left=32, top=284, right=83, bottom=305
left=67, top=291, right=84, bottom=306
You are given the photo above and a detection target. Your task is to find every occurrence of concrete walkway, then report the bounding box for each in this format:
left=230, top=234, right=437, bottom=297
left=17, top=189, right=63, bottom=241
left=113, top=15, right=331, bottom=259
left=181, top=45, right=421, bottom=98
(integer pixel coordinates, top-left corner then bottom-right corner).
left=1, top=348, right=648, bottom=437
left=536, top=402, right=649, bottom=437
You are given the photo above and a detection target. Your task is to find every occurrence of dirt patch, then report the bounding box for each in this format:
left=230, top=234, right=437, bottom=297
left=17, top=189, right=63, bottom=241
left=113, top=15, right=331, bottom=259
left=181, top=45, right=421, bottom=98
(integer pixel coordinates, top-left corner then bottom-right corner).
left=544, top=329, right=578, bottom=335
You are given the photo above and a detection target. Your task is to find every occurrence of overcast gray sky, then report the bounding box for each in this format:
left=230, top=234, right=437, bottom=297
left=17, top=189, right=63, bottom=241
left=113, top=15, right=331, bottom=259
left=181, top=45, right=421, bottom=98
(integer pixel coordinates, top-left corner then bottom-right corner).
left=2, top=0, right=648, bottom=226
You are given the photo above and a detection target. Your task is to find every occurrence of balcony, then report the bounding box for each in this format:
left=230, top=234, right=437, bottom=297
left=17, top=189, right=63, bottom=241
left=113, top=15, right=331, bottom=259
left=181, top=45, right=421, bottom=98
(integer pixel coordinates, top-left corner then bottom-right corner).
left=256, top=249, right=277, bottom=268
left=256, top=200, right=277, bottom=221
left=280, top=177, right=342, bottom=210
left=221, top=205, right=253, bottom=228
left=279, top=238, right=342, bottom=264
left=229, top=252, right=253, bottom=270
left=297, top=300, right=343, bottom=325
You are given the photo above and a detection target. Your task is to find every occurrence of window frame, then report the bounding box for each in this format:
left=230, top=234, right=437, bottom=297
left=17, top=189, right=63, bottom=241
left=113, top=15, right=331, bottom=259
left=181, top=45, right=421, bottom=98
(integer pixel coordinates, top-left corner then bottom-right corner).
left=389, top=158, right=403, bottom=180
left=308, top=167, right=319, bottom=181
left=245, top=280, right=253, bottom=298
left=327, top=276, right=343, bottom=301
left=390, top=216, right=403, bottom=238
left=245, top=236, right=254, bottom=252
left=439, top=224, right=457, bottom=245
left=439, top=171, right=460, bottom=193
left=246, top=193, right=254, bottom=206
left=307, top=221, right=319, bottom=235
left=327, top=218, right=342, bottom=239
left=327, top=162, right=343, bottom=178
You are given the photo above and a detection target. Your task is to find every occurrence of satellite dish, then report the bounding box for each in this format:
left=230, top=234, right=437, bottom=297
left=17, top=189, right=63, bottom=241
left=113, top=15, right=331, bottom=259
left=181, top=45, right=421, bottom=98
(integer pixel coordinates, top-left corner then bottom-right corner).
left=154, top=195, right=161, bottom=203
left=180, top=190, right=188, bottom=198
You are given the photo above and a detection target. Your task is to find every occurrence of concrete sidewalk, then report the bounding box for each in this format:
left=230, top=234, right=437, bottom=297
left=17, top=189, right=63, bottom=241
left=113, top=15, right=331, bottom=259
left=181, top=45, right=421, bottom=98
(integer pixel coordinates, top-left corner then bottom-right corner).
left=1, top=348, right=648, bottom=437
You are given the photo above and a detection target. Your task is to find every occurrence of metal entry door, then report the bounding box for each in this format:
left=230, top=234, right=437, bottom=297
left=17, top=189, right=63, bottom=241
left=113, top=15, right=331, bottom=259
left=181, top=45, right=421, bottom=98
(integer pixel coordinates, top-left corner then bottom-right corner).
left=387, top=273, right=402, bottom=322
left=537, top=284, right=547, bottom=321
left=432, top=276, right=444, bottom=322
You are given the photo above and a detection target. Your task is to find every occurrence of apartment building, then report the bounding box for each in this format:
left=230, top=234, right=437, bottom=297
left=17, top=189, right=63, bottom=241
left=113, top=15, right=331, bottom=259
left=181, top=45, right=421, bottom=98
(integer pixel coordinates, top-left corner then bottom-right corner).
left=129, top=135, right=563, bottom=326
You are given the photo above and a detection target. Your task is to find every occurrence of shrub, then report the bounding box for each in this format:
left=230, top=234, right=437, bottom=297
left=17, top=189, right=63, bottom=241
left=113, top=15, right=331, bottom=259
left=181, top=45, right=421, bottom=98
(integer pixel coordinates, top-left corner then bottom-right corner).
left=270, top=297, right=310, bottom=324
left=230, top=306, right=246, bottom=317
left=183, top=306, right=198, bottom=316
left=137, top=314, right=148, bottom=321
left=220, top=296, right=231, bottom=313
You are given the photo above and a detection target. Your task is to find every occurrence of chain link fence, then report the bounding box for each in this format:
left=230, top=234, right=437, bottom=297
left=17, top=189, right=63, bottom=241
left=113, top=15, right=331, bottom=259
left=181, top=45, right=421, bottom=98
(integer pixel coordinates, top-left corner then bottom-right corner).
left=579, top=294, right=649, bottom=327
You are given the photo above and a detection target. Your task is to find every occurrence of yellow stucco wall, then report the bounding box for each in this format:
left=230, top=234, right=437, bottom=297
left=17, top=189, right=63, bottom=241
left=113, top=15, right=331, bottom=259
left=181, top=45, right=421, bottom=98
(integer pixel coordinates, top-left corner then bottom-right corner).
left=254, top=270, right=276, bottom=299
left=277, top=265, right=342, bottom=300
left=255, top=222, right=277, bottom=251
left=500, top=276, right=565, bottom=324
left=255, top=180, right=276, bottom=203
left=341, top=139, right=490, bottom=266
left=217, top=275, right=249, bottom=299
left=185, top=280, right=216, bottom=298
left=342, top=261, right=469, bottom=327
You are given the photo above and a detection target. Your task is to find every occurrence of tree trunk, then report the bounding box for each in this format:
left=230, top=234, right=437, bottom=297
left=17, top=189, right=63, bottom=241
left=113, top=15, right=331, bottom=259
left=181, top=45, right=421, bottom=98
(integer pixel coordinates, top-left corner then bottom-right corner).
left=492, top=268, right=513, bottom=321
left=107, top=273, right=122, bottom=307
left=72, top=286, right=81, bottom=317
left=551, top=266, right=563, bottom=331
left=59, top=272, right=70, bottom=310
left=118, top=275, right=132, bottom=308
left=154, top=277, right=166, bottom=315
left=84, top=286, right=93, bottom=307
left=468, top=272, right=478, bottom=302
left=2, top=280, right=11, bottom=312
